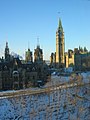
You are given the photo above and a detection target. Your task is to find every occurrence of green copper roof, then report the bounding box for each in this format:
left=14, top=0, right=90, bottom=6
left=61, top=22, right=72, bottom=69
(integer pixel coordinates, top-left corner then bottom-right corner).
left=58, top=18, right=63, bottom=32
left=59, top=18, right=62, bottom=27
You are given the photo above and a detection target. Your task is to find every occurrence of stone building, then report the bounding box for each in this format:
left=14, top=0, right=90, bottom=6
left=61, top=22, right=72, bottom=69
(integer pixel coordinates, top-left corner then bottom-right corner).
left=5, top=42, right=10, bottom=61
left=50, top=52, right=56, bottom=63
left=0, top=58, right=24, bottom=90
left=34, top=61, right=49, bottom=82
left=50, top=19, right=65, bottom=68
left=12, top=58, right=23, bottom=89
left=74, top=48, right=90, bottom=71
left=0, top=61, right=12, bottom=90
left=0, top=56, right=49, bottom=90
left=56, top=18, right=65, bottom=68
left=34, top=45, right=43, bottom=62
left=0, top=42, right=49, bottom=90
left=25, top=48, right=33, bottom=62
left=49, top=19, right=90, bottom=71
left=22, top=63, right=37, bottom=88
left=50, top=52, right=56, bottom=68
left=65, top=49, right=74, bottom=68
left=64, top=47, right=90, bottom=71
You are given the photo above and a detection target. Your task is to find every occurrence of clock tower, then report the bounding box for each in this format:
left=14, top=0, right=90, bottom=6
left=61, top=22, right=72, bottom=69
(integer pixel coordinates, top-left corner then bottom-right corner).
left=56, top=18, right=65, bottom=68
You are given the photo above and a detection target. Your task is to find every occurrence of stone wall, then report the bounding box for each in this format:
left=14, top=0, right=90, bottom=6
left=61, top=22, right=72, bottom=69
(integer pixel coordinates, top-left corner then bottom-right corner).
left=0, top=84, right=90, bottom=120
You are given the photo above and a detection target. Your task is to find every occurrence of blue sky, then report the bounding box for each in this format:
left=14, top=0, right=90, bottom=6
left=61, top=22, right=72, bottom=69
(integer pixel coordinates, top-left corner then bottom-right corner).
left=0, top=0, right=90, bottom=60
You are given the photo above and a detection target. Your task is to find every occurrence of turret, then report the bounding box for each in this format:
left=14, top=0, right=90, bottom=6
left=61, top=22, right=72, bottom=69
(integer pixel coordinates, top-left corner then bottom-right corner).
left=5, top=42, right=10, bottom=61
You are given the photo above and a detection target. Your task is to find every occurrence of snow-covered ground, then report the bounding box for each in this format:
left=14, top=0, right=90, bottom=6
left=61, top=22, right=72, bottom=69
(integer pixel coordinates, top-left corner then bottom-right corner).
left=45, top=71, right=90, bottom=87
left=0, top=72, right=90, bottom=120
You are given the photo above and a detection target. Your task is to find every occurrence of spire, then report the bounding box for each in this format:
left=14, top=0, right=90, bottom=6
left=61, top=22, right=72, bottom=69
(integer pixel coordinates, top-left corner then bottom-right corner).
left=6, top=41, right=8, bottom=48
left=28, top=41, right=30, bottom=51
left=28, top=41, right=29, bottom=49
left=58, top=18, right=63, bottom=32
left=5, top=41, right=10, bottom=60
left=59, top=18, right=62, bottom=27
left=37, top=37, right=40, bottom=48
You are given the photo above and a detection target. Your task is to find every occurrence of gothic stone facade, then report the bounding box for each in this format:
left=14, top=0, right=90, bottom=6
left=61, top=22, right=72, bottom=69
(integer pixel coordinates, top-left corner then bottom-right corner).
left=56, top=19, right=65, bottom=68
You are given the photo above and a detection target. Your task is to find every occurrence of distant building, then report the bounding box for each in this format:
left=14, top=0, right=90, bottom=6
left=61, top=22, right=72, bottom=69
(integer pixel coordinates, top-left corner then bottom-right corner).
left=50, top=19, right=90, bottom=71
left=25, top=48, right=33, bottom=62
left=5, top=42, right=10, bottom=61
left=56, top=18, right=65, bottom=68
left=0, top=57, right=49, bottom=90
left=0, top=42, right=49, bottom=90
left=50, top=52, right=56, bottom=63
left=64, top=47, right=90, bottom=71
left=50, top=52, right=56, bottom=68
left=65, top=49, right=74, bottom=68
left=34, top=45, right=43, bottom=62
left=50, top=19, right=65, bottom=68
left=74, top=47, right=90, bottom=71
